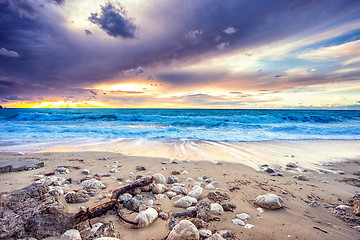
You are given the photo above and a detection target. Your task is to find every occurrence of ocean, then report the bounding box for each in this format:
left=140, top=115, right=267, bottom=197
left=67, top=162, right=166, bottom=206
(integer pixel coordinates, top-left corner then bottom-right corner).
left=0, top=108, right=359, bottom=152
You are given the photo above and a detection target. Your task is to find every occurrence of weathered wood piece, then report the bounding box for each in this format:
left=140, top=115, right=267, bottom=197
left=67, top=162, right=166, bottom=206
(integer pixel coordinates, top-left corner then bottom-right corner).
left=75, top=176, right=153, bottom=225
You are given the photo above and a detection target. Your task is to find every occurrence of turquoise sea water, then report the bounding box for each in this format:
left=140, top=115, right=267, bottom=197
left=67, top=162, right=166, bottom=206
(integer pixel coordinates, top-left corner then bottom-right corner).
left=0, top=109, right=359, bottom=149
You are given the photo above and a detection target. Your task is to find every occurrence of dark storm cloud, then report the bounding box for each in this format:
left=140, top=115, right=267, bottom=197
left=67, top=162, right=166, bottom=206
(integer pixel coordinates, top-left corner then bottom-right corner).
left=89, top=2, right=136, bottom=38
left=1, top=0, right=360, bottom=98
left=123, top=66, right=144, bottom=76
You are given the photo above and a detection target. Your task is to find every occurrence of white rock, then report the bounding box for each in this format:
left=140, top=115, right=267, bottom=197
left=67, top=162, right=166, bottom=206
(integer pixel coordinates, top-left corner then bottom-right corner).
left=199, top=229, right=212, bottom=238
left=205, top=184, right=215, bottom=190
left=61, top=229, right=81, bottom=240
left=166, top=191, right=177, bottom=198
left=185, top=178, right=194, bottom=182
left=146, top=199, right=154, bottom=206
left=16, top=152, right=25, bottom=156
left=135, top=208, right=158, bottom=228
left=152, top=183, right=166, bottom=194
left=211, top=203, right=224, bottom=215
left=245, top=224, right=254, bottom=229
left=174, top=196, right=198, bottom=208
left=211, top=181, right=220, bottom=185
left=186, top=206, right=196, bottom=212
left=118, top=193, right=132, bottom=203
left=167, top=220, right=200, bottom=240
left=57, top=167, right=70, bottom=174
left=257, top=207, right=265, bottom=213
left=232, top=219, right=245, bottom=226
left=170, top=186, right=187, bottom=195
left=254, top=194, right=283, bottom=209
left=207, top=233, right=225, bottom=240
left=81, top=179, right=106, bottom=189
left=110, top=168, right=118, bottom=173
left=188, top=186, right=203, bottom=200
left=181, top=171, right=188, bottom=175
left=197, top=177, right=203, bottom=181
left=33, top=174, right=45, bottom=178
left=49, top=186, right=64, bottom=195
left=94, top=238, right=121, bottom=240
left=155, top=194, right=169, bottom=200
left=236, top=213, right=250, bottom=221
left=336, top=205, right=351, bottom=210
left=153, top=173, right=167, bottom=184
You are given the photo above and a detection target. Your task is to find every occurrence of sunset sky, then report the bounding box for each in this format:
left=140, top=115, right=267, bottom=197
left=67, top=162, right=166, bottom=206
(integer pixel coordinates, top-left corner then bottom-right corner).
left=1, top=0, right=360, bottom=109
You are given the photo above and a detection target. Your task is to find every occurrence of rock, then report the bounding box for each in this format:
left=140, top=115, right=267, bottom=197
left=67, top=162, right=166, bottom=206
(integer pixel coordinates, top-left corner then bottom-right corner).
left=207, top=191, right=229, bottom=203
left=155, top=194, right=169, bottom=200
left=172, top=170, right=182, bottom=175
left=286, top=162, right=298, bottom=168
left=16, top=152, right=25, bottom=155
left=128, top=187, right=141, bottom=195
left=206, top=233, right=225, bottom=240
left=65, top=192, right=90, bottom=203
left=232, top=219, right=245, bottom=226
left=335, top=170, right=345, bottom=175
left=257, top=207, right=265, bottom=213
left=136, top=166, right=146, bottom=171
left=118, top=193, right=132, bottom=203
left=220, top=200, right=236, bottom=211
left=152, top=183, right=166, bottom=194
left=297, top=175, right=309, bottom=181
left=81, top=179, right=106, bottom=189
left=135, top=208, right=158, bottom=228
left=94, top=238, right=120, bottom=240
left=81, top=169, right=90, bottom=175
left=185, top=178, right=194, bottom=182
left=170, top=186, right=187, bottom=195
left=217, top=230, right=234, bottom=238
left=196, top=198, right=212, bottom=222
left=255, top=194, right=283, bottom=209
left=166, top=191, right=177, bottom=199
left=186, top=206, right=196, bottom=212
left=174, top=196, right=198, bottom=208
left=199, top=229, right=212, bottom=238
left=0, top=160, right=44, bottom=174
left=57, top=167, right=70, bottom=174
left=236, top=213, right=250, bottom=220
left=189, top=218, right=208, bottom=229
left=0, top=182, right=74, bottom=239
left=167, top=220, right=200, bottom=240
left=124, top=195, right=143, bottom=212
left=153, top=173, right=167, bottom=184
left=167, top=176, right=181, bottom=184
left=335, top=205, right=351, bottom=210
left=49, top=186, right=64, bottom=196
left=159, top=212, right=169, bottom=220
left=188, top=186, right=203, bottom=200
left=211, top=203, right=224, bottom=215
left=61, top=229, right=81, bottom=240
left=264, top=167, right=275, bottom=173
left=245, top=224, right=254, bottom=229
left=205, top=184, right=215, bottom=190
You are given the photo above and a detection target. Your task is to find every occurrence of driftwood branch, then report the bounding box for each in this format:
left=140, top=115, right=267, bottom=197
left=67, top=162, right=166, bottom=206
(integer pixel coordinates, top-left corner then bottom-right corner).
left=75, top=176, right=153, bottom=225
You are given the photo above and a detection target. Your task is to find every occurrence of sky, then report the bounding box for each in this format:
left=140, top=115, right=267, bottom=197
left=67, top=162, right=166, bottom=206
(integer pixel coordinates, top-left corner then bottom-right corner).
left=1, top=0, right=360, bottom=109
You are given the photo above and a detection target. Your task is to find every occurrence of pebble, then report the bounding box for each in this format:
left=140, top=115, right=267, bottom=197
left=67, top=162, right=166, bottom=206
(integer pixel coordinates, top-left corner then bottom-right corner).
left=218, top=230, right=234, bottom=238
left=197, top=177, right=204, bottom=181
left=15, top=152, right=25, bottom=156
left=320, top=180, right=328, bottom=183
left=196, top=198, right=212, bottom=222
left=205, top=184, right=215, bottom=190
left=168, top=176, right=181, bottom=184
left=57, top=167, right=70, bottom=174
left=152, top=183, right=166, bottom=194
left=174, top=196, right=198, bottom=208
left=335, top=170, right=345, bottom=175
left=188, top=186, right=203, bottom=200
left=81, top=169, right=90, bottom=175
left=181, top=171, right=188, bottom=175
left=65, top=191, right=89, bottom=203
left=49, top=186, right=64, bottom=195
left=185, top=178, right=194, bottom=182
left=236, top=213, right=250, bottom=220
left=167, top=220, right=200, bottom=240
left=335, top=205, right=351, bottom=210
left=61, top=229, right=81, bottom=240
left=124, top=195, right=143, bottom=212
left=286, top=162, right=298, bottom=168
left=166, top=191, right=177, bottom=198
left=199, top=229, right=212, bottom=238
left=153, top=173, right=167, bottom=184
left=135, top=208, right=158, bottom=228
left=170, top=186, right=187, bottom=195
left=232, top=219, right=245, bottom=226
left=254, top=194, right=283, bottom=209
left=136, top=166, right=146, bottom=171
left=210, top=203, right=224, bottom=215
left=110, top=168, right=117, bottom=173
left=81, top=179, right=106, bottom=189
left=172, top=170, right=182, bottom=175
left=297, top=175, right=309, bottom=181
left=245, top=224, right=254, bottom=229
left=155, top=194, right=169, bottom=200
left=33, top=174, right=45, bottom=178
left=186, top=206, right=196, bottom=212
left=220, top=200, right=236, bottom=211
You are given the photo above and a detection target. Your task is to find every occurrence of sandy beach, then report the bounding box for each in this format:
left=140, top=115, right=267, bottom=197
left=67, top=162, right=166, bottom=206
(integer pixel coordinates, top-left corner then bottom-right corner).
left=0, top=140, right=359, bottom=240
